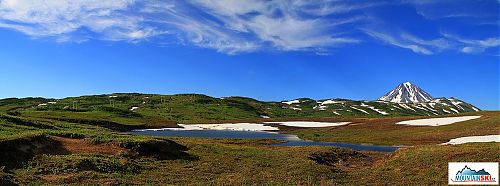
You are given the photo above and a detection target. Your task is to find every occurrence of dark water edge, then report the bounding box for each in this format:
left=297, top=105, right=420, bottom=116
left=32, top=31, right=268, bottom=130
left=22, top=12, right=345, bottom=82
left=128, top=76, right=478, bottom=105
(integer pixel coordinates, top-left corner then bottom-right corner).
left=130, top=129, right=400, bottom=152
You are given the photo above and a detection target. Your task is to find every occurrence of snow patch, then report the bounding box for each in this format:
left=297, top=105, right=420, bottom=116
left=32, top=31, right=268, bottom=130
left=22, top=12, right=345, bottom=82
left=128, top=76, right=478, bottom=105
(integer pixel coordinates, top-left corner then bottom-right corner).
left=396, top=116, right=481, bottom=126
left=350, top=106, right=369, bottom=114
left=360, top=103, right=389, bottom=115
left=320, top=100, right=341, bottom=105
left=399, top=104, right=416, bottom=112
left=313, top=105, right=327, bottom=110
left=264, top=121, right=351, bottom=128
left=449, top=108, right=459, bottom=113
left=149, top=123, right=280, bottom=131
left=442, top=135, right=500, bottom=145
left=282, top=100, right=300, bottom=105
left=421, top=104, right=437, bottom=112
left=413, top=105, right=428, bottom=111
left=428, top=103, right=436, bottom=108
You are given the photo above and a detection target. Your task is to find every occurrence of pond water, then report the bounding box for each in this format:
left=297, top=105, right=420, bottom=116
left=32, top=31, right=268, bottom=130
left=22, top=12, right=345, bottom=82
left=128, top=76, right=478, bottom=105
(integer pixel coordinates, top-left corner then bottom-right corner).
left=130, top=129, right=399, bottom=152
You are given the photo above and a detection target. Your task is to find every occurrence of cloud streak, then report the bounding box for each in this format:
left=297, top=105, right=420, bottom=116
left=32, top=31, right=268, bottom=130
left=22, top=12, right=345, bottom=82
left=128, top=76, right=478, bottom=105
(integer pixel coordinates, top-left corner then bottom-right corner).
left=0, top=0, right=497, bottom=55
left=363, top=29, right=500, bottom=55
left=441, top=33, right=500, bottom=54
left=362, top=30, right=434, bottom=55
left=0, top=0, right=365, bottom=54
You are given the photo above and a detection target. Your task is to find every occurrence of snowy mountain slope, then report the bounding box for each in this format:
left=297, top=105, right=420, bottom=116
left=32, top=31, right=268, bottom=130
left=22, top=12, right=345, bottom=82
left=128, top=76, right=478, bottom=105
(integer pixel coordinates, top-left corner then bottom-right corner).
left=277, top=82, right=480, bottom=116
left=279, top=97, right=479, bottom=116
left=379, top=82, right=433, bottom=103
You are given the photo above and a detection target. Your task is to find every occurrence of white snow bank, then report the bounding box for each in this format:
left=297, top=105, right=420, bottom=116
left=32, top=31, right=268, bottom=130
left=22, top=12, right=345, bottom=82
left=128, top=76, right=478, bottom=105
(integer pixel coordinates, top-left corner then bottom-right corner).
left=264, top=121, right=351, bottom=128
left=360, top=103, right=389, bottom=115
left=399, top=103, right=416, bottom=112
left=313, top=105, right=327, bottom=110
left=350, top=106, right=369, bottom=114
left=320, top=100, right=341, bottom=105
left=396, top=116, right=481, bottom=126
left=442, top=135, right=500, bottom=145
left=135, top=121, right=353, bottom=132
left=177, top=123, right=280, bottom=131
left=282, top=100, right=300, bottom=105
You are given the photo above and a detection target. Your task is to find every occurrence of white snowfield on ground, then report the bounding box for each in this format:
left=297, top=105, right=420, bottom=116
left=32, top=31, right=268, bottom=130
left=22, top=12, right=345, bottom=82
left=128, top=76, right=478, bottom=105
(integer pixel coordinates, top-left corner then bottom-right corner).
left=177, top=123, right=280, bottom=131
left=396, top=116, right=481, bottom=126
left=442, top=135, right=500, bottom=145
left=135, top=123, right=280, bottom=131
left=134, top=121, right=351, bottom=132
left=319, top=100, right=341, bottom=105
left=264, top=121, right=351, bottom=128
left=282, top=100, right=300, bottom=105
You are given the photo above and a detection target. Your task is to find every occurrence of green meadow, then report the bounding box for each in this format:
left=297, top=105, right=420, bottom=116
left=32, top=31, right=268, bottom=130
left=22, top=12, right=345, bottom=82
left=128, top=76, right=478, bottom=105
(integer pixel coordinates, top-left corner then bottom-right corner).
left=0, top=94, right=498, bottom=185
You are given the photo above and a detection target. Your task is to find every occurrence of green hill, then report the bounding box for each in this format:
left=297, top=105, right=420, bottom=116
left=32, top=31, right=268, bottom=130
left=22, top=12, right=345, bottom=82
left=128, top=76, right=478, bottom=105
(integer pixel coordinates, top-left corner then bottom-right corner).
left=1, top=93, right=480, bottom=125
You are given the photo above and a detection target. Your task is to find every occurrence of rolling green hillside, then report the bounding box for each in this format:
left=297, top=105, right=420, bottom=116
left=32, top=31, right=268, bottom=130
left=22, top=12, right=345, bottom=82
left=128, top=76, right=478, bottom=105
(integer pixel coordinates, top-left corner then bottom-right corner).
left=1, top=93, right=480, bottom=124
left=0, top=93, right=496, bottom=185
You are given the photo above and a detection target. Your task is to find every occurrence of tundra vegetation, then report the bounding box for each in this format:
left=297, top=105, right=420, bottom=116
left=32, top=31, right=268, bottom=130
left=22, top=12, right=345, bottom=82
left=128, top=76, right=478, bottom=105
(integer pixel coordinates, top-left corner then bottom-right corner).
left=0, top=94, right=498, bottom=185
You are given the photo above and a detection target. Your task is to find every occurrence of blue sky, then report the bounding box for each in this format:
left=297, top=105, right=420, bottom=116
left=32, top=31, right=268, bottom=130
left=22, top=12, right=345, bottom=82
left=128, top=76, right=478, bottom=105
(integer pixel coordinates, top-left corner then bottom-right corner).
left=0, top=0, right=498, bottom=110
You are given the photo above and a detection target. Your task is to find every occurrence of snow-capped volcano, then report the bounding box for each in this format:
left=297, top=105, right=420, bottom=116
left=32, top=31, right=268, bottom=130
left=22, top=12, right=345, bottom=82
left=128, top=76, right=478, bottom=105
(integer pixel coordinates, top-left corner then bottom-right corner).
left=379, top=82, right=434, bottom=103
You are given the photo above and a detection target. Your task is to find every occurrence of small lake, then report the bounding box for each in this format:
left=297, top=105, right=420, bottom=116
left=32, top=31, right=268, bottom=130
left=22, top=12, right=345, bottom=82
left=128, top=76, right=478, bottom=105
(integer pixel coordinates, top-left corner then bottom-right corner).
left=131, top=129, right=400, bottom=152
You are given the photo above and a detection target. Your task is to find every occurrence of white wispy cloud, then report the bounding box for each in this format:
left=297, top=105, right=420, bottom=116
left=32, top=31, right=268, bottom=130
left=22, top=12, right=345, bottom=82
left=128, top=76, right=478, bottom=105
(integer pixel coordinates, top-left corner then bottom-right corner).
left=0, top=0, right=497, bottom=55
left=400, top=33, right=452, bottom=51
left=363, top=29, right=500, bottom=55
left=298, top=2, right=384, bottom=16
left=362, top=30, right=434, bottom=55
left=185, top=0, right=362, bottom=52
left=0, top=0, right=158, bottom=41
left=442, top=33, right=500, bottom=54
left=0, top=0, right=367, bottom=54
left=409, top=0, right=499, bottom=23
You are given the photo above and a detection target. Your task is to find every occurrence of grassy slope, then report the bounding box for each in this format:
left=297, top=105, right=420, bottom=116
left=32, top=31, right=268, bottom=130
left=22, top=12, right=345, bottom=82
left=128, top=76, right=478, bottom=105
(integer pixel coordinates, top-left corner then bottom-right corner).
left=288, top=111, right=500, bottom=145
left=0, top=94, right=498, bottom=185
left=352, top=143, right=500, bottom=185
left=3, top=93, right=480, bottom=126
left=8, top=138, right=499, bottom=185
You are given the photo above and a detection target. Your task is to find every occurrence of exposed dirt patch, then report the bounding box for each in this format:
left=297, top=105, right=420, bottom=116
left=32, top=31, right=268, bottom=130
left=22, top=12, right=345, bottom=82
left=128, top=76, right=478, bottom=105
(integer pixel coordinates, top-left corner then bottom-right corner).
left=50, top=136, right=127, bottom=155
left=308, top=147, right=375, bottom=172
left=0, top=135, right=66, bottom=170
left=120, top=139, right=197, bottom=160
left=40, top=173, right=75, bottom=182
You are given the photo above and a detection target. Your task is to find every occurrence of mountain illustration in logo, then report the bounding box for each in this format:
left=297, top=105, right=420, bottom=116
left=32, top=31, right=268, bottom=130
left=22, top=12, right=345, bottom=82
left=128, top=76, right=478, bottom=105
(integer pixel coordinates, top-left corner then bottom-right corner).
left=456, top=165, right=491, bottom=176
